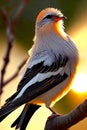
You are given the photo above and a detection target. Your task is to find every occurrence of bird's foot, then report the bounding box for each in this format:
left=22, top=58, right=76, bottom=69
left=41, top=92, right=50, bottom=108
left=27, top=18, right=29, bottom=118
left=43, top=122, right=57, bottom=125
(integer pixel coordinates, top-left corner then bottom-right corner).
left=47, top=113, right=60, bottom=120
left=47, top=107, right=60, bottom=120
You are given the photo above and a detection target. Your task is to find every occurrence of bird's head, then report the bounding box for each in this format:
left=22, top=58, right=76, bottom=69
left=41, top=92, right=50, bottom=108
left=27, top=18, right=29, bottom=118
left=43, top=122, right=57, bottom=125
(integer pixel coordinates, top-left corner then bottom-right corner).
left=35, top=8, right=67, bottom=40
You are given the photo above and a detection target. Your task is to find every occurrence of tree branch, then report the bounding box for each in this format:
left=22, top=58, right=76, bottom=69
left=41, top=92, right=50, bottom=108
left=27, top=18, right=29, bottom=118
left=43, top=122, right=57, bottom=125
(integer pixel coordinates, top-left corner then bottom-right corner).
left=0, top=8, right=10, bottom=26
left=44, top=99, right=87, bottom=130
left=0, top=7, right=15, bottom=94
left=0, top=0, right=29, bottom=94
left=12, top=0, right=30, bottom=34
left=1, top=59, right=27, bottom=88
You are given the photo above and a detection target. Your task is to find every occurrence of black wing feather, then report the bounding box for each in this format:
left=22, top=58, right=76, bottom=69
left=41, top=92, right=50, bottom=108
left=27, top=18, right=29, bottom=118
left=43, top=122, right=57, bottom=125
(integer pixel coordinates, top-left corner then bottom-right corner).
left=18, top=55, right=68, bottom=90
left=0, top=55, right=68, bottom=119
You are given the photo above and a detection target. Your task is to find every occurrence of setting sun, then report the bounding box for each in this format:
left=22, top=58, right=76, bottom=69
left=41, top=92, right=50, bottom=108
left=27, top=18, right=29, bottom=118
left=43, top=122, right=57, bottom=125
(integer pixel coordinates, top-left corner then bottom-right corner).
left=69, top=14, right=87, bottom=95
left=72, top=73, right=87, bottom=93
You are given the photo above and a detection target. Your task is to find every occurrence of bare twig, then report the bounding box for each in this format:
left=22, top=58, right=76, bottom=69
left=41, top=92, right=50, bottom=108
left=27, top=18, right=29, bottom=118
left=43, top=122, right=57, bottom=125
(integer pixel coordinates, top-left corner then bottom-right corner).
left=0, top=32, right=14, bottom=90
left=12, top=0, right=30, bottom=34
left=44, top=99, right=87, bottom=130
left=1, top=59, right=27, bottom=88
left=0, top=0, right=29, bottom=94
left=0, top=8, right=14, bottom=94
left=12, top=0, right=29, bottom=25
left=0, top=8, right=10, bottom=26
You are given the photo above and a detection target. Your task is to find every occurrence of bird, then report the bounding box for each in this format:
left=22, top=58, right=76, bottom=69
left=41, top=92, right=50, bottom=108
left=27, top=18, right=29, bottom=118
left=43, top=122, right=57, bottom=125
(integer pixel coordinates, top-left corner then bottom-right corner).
left=0, top=7, right=79, bottom=130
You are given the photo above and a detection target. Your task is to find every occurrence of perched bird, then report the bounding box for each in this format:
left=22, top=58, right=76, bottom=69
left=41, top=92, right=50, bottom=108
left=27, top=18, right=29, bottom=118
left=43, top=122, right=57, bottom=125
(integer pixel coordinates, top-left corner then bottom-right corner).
left=0, top=7, right=79, bottom=130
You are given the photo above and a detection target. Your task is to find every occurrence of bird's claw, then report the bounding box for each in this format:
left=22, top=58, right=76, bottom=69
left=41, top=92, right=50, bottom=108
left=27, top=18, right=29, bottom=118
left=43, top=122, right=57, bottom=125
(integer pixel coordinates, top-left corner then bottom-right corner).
left=47, top=113, right=60, bottom=120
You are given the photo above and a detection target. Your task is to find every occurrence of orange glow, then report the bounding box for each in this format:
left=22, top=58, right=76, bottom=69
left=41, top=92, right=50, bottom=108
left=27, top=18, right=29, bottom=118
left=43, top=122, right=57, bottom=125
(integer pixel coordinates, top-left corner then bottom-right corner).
left=72, top=73, right=87, bottom=93
left=27, top=106, right=51, bottom=130
left=69, top=18, right=87, bottom=94
left=54, top=20, right=67, bottom=40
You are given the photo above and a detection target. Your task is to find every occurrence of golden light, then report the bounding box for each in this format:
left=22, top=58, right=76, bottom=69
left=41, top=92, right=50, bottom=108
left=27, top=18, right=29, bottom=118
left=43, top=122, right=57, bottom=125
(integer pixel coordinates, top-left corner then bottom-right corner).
left=27, top=106, right=51, bottom=130
left=68, top=12, right=87, bottom=94
left=72, top=73, right=87, bottom=93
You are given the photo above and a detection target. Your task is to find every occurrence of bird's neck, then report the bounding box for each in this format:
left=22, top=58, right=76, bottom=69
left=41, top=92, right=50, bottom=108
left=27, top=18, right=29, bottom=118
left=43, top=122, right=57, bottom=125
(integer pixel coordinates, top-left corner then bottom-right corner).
left=54, top=20, right=67, bottom=40
left=35, top=22, right=67, bottom=41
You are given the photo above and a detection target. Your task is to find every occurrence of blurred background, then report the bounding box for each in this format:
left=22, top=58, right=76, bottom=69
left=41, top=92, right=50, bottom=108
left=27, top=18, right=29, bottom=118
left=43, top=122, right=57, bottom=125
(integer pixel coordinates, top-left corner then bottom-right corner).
left=0, top=0, right=87, bottom=130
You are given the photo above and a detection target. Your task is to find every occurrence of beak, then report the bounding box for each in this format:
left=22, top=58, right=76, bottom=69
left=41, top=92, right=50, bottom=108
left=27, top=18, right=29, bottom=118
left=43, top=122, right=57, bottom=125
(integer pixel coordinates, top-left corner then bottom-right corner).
left=53, top=15, right=67, bottom=22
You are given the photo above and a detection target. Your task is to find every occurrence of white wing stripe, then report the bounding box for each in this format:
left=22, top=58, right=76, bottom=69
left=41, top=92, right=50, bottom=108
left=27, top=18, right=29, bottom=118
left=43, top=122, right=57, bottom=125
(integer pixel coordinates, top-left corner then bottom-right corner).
left=14, top=67, right=63, bottom=100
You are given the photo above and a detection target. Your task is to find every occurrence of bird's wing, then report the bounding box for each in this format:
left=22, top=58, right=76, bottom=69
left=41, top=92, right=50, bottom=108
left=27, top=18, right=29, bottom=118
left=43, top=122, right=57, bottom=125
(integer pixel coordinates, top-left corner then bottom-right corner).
left=0, top=54, right=68, bottom=117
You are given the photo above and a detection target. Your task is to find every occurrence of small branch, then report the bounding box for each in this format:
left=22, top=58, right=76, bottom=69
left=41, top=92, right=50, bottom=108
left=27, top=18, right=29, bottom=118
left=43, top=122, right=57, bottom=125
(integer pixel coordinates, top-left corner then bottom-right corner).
left=0, top=8, right=10, bottom=26
left=13, top=0, right=29, bottom=22
left=0, top=0, right=29, bottom=94
left=12, top=0, right=29, bottom=33
left=44, top=100, right=87, bottom=130
left=1, top=59, right=27, bottom=88
left=1, top=35, right=14, bottom=89
left=0, top=8, right=14, bottom=93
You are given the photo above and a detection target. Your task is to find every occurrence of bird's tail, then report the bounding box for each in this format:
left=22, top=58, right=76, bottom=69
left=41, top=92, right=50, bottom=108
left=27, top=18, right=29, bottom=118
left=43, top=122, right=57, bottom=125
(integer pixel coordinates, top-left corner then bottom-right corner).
left=0, top=92, right=20, bottom=121
left=0, top=103, right=40, bottom=130
left=11, top=104, right=40, bottom=130
left=0, top=111, right=11, bottom=122
left=0, top=101, right=18, bottom=121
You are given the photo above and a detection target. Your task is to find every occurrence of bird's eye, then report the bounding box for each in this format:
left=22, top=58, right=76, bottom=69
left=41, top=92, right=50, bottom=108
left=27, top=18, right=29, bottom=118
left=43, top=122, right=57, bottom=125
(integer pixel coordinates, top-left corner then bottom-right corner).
left=44, top=15, right=53, bottom=19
